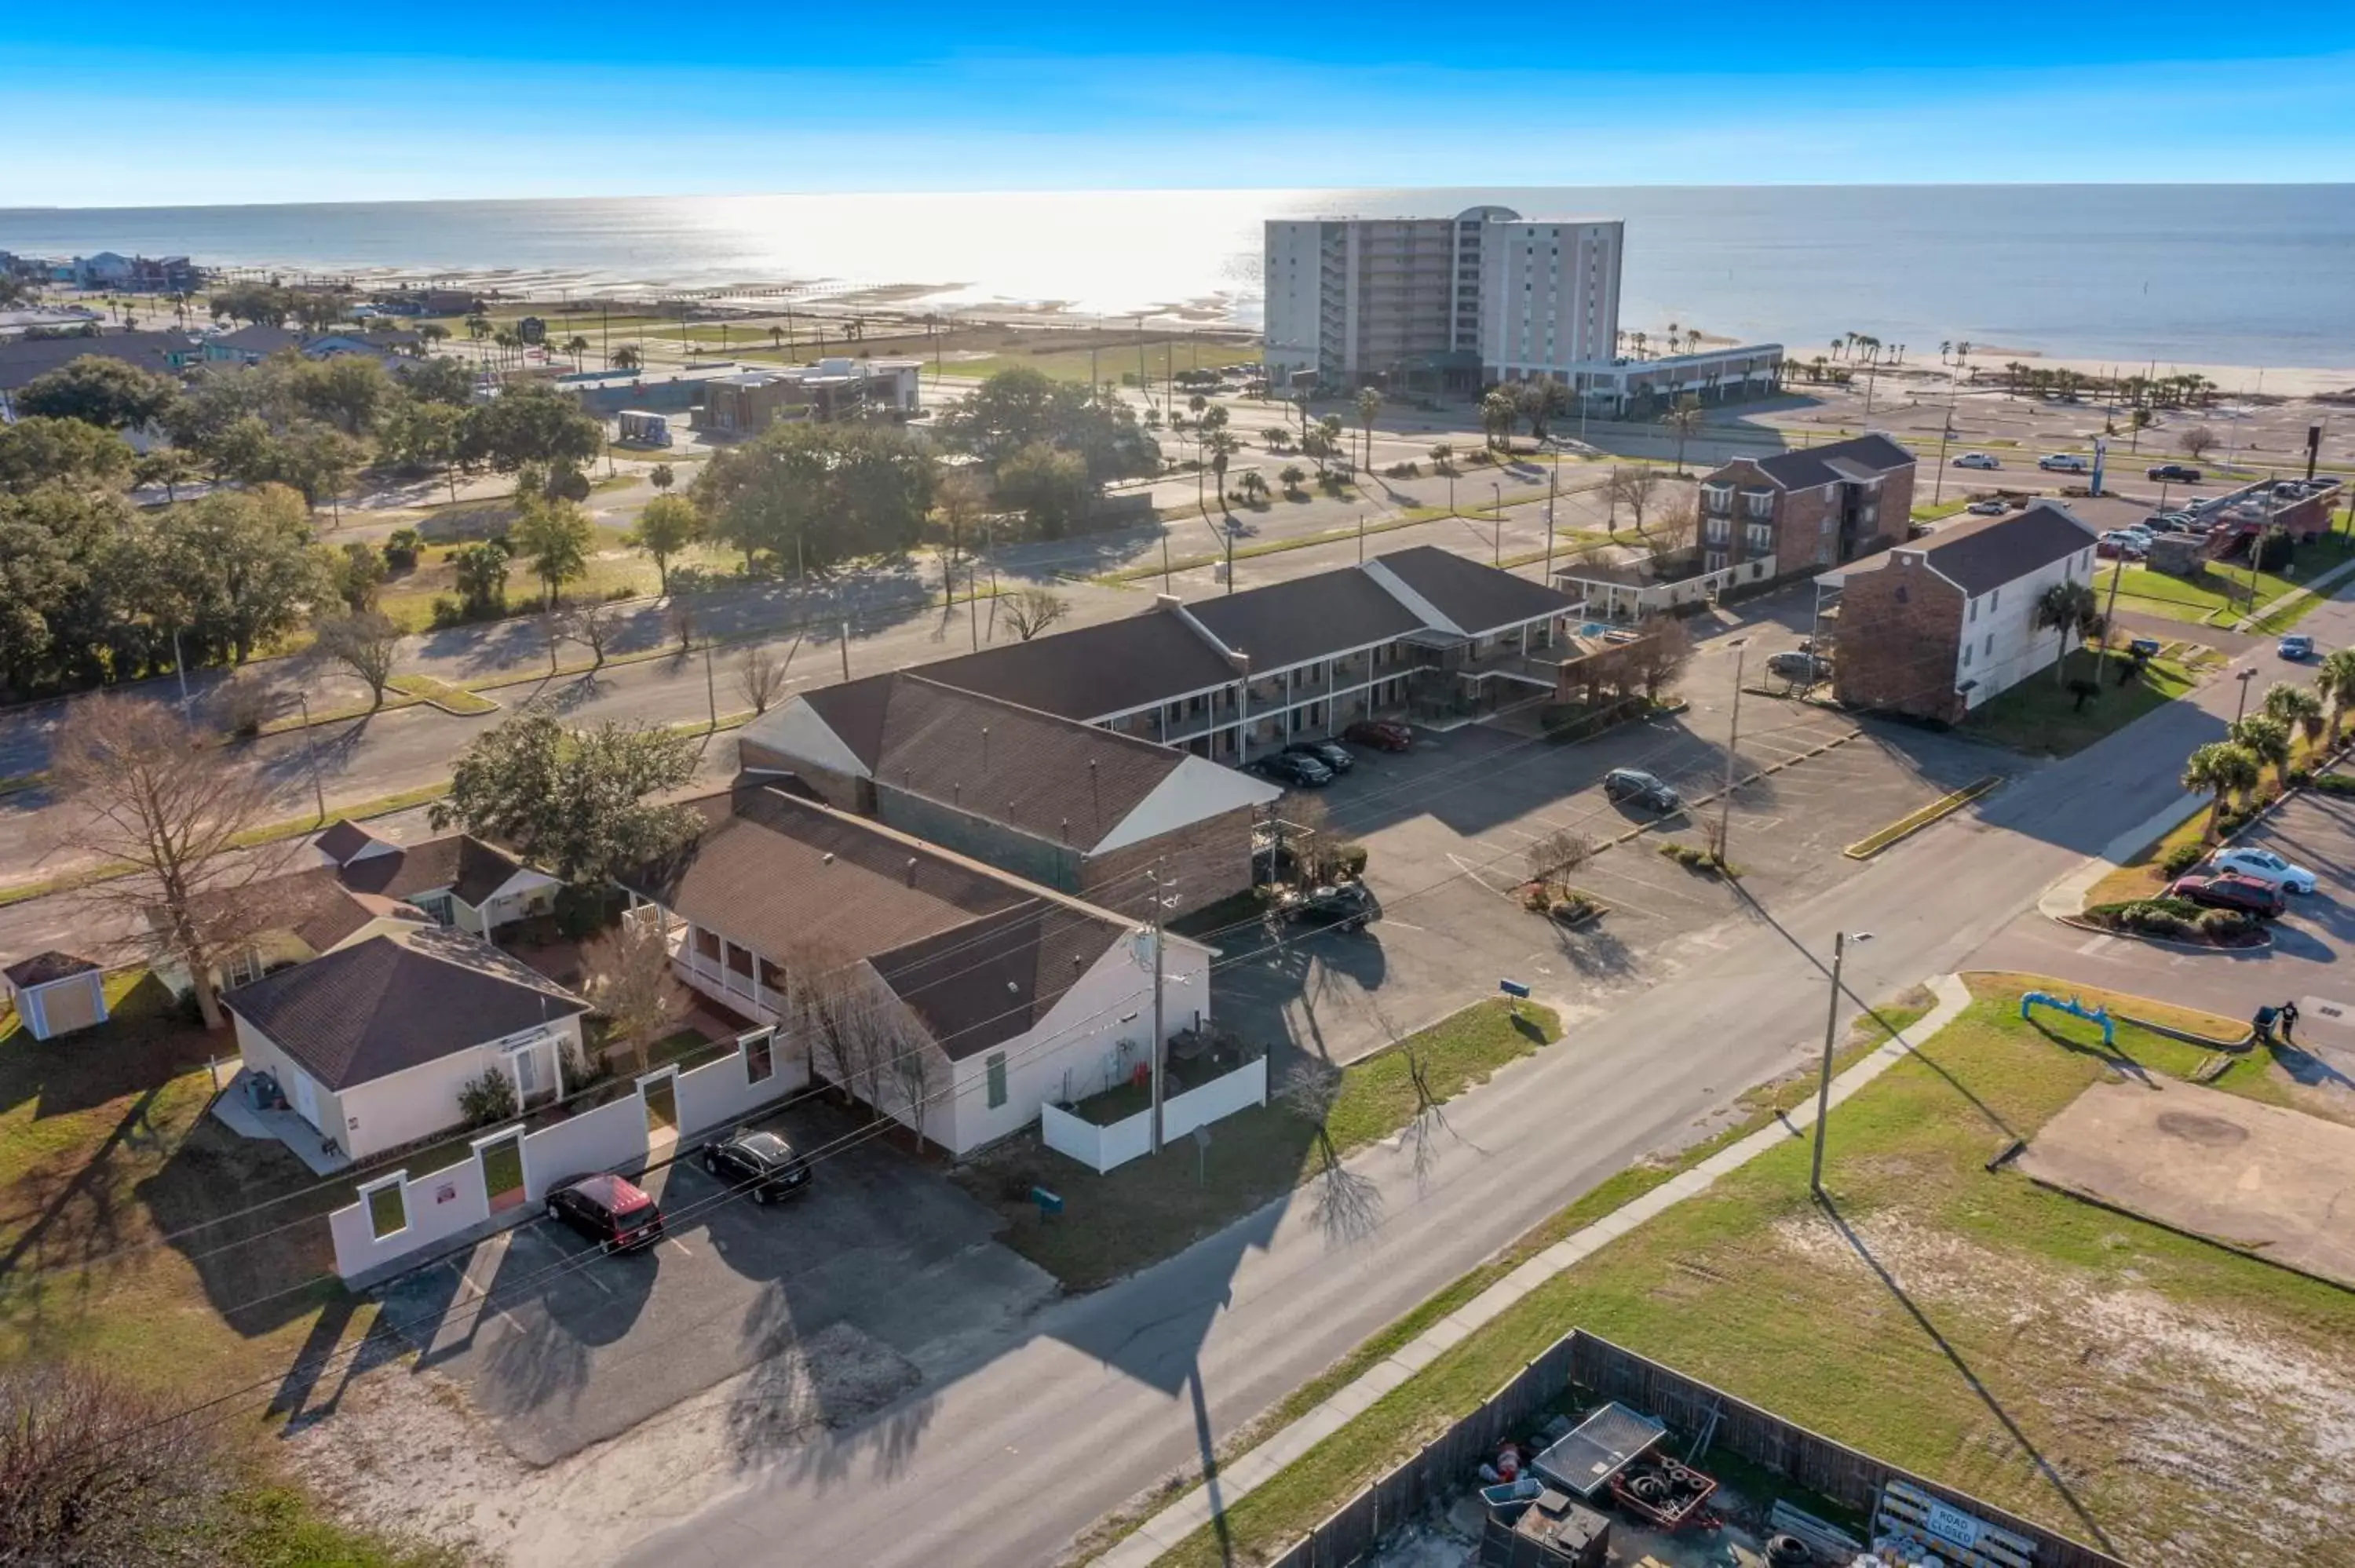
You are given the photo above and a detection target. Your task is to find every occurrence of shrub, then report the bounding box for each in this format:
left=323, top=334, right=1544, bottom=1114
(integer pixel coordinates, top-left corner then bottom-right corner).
left=2288, top=765, right=2314, bottom=789
left=555, top=884, right=618, bottom=940
left=1523, top=884, right=1553, bottom=912
left=1338, top=844, right=1368, bottom=877
left=2160, top=841, right=2207, bottom=877
left=2197, top=907, right=2254, bottom=941
left=383, top=527, right=423, bottom=571
left=2317, top=772, right=2355, bottom=796
left=458, top=1067, right=519, bottom=1127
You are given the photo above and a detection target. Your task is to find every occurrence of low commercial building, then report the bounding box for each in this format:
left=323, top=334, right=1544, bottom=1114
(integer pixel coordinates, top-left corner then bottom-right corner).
left=1826, top=501, right=2098, bottom=721
left=223, top=921, right=591, bottom=1163
left=616, top=784, right=1212, bottom=1158
left=738, top=673, right=1277, bottom=920
left=1696, top=433, right=1916, bottom=577
left=698, top=357, right=923, bottom=435
left=0, top=329, right=202, bottom=418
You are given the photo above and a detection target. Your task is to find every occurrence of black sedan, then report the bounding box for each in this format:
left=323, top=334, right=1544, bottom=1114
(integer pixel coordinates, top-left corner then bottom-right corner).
left=1256, top=751, right=1334, bottom=787
left=701, top=1128, right=813, bottom=1204
left=1285, top=738, right=1356, bottom=774
left=1283, top=881, right=1378, bottom=932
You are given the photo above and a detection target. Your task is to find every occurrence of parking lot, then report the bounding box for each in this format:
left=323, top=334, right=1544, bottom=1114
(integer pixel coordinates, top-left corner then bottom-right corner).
left=1210, top=695, right=2003, bottom=1068
left=380, top=1102, right=1053, bottom=1465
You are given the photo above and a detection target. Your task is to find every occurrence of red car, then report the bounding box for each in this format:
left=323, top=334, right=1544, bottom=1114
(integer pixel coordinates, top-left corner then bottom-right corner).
left=2165, top=873, right=2286, bottom=919
left=546, top=1172, right=666, bottom=1253
left=1344, top=719, right=1413, bottom=753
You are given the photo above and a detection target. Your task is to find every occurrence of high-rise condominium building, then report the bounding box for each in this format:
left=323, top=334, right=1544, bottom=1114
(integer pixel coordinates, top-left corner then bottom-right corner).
left=1263, top=206, right=1623, bottom=392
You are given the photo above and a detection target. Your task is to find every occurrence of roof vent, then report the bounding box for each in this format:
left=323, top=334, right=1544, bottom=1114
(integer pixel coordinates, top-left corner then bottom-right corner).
left=906, top=856, right=919, bottom=886
left=822, top=852, right=835, bottom=865
left=1006, top=980, right=1019, bottom=994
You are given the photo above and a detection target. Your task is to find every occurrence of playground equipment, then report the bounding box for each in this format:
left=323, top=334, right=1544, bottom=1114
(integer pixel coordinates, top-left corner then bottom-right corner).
left=2021, top=990, right=2113, bottom=1048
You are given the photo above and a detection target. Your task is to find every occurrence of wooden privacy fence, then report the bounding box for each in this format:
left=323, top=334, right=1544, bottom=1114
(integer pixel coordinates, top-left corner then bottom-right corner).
left=1257, top=1329, right=2129, bottom=1568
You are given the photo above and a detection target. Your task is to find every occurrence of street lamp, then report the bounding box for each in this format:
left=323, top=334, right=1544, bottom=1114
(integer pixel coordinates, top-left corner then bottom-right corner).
left=1810, top=929, right=1874, bottom=1199
left=2233, top=668, right=2259, bottom=724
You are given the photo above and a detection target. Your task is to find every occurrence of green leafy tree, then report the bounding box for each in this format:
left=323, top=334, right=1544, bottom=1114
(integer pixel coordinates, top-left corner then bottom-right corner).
left=509, top=495, right=595, bottom=606
left=992, top=441, right=1092, bottom=539
left=288, top=354, right=396, bottom=434
left=1517, top=379, right=1570, bottom=443
left=692, top=421, right=937, bottom=571
left=462, top=378, right=602, bottom=475
left=2182, top=740, right=2261, bottom=837
left=377, top=396, right=468, bottom=499
left=451, top=540, right=513, bottom=620
left=401, top=354, right=477, bottom=407
left=323, top=538, right=387, bottom=611
left=933, top=367, right=1157, bottom=480
left=433, top=711, right=703, bottom=885
left=0, top=417, right=133, bottom=493
left=14, top=355, right=180, bottom=430
left=157, top=483, right=327, bottom=663
left=0, top=487, right=130, bottom=693
left=131, top=447, right=203, bottom=501
left=629, top=493, right=703, bottom=594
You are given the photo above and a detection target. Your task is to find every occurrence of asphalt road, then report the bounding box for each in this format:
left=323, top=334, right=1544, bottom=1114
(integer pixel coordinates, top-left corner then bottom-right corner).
left=601, top=565, right=2335, bottom=1567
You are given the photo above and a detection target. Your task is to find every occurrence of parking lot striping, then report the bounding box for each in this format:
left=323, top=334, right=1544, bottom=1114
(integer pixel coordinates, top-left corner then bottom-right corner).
left=2075, top=933, right=2117, bottom=956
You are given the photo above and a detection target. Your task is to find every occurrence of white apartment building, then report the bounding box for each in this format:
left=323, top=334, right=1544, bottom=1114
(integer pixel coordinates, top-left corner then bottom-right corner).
left=1265, top=206, right=1614, bottom=392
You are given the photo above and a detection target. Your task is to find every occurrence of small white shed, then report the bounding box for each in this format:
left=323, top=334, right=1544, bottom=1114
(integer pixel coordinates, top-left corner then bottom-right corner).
left=2, top=951, right=110, bottom=1041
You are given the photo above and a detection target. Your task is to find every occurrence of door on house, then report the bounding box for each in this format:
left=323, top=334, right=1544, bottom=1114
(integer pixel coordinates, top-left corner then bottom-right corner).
left=290, top=1070, right=319, bottom=1129
left=476, top=1132, right=526, bottom=1212
left=513, top=1045, right=544, bottom=1102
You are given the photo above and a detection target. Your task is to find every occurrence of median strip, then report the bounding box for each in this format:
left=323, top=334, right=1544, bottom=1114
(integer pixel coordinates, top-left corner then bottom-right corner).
left=1842, top=774, right=2003, bottom=859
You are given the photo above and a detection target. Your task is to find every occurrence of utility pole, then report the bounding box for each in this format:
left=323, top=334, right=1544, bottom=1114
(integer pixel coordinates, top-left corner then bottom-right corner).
left=1148, top=862, right=1174, bottom=1155
left=841, top=622, right=852, bottom=684
left=1545, top=461, right=1559, bottom=583
left=1357, top=509, right=1366, bottom=564
left=969, top=561, right=980, bottom=651
left=1930, top=374, right=1958, bottom=505
left=1810, top=929, right=1870, bottom=1198
left=703, top=640, right=717, bottom=731
left=296, top=691, right=326, bottom=825
left=1717, top=639, right=1750, bottom=862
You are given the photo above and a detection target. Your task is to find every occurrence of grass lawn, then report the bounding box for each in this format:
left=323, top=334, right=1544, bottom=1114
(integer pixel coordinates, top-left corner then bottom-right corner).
left=1159, top=975, right=2355, bottom=1568
left=0, top=973, right=456, bottom=1565
left=1963, top=645, right=2194, bottom=756
left=955, top=1000, right=1560, bottom=1290
left=2094, top=533, right=2355, bottom=629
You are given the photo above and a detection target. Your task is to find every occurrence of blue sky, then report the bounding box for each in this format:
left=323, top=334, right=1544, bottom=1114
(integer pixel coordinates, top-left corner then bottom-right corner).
left=6, top=6, right=2354, bottom=206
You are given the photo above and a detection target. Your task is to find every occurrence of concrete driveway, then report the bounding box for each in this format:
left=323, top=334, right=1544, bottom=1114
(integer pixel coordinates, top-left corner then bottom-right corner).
left=379, top=1102, right=1053, bottom=1465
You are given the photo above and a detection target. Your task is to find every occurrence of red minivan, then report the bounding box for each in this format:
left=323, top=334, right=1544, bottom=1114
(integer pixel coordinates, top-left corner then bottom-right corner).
left=545, top=1172, right=665, bottom=1253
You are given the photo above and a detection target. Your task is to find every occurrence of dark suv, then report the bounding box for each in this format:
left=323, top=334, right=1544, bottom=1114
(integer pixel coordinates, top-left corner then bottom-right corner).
left=1603, top=768, right=1681, bottom=813
left=545, top=1172, right=665, bottom=1253
left=1284, top=881, right=1378, bottom=932
left=1285, top=738, right=1355, bottom=774
left=1256, top=751, right=1334, bottom=787
left=2147, top=463, right=2202, bottom=483
left=2165, top=873, right=2285, bottom=919
left=700, top=1128, right=812, bottom=1204
left=1765, top=651, right=1827, bottom=684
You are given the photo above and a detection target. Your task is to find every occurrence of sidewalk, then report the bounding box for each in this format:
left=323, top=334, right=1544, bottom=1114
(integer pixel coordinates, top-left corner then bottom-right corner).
left=1094, top=972, right=1977, bottom=1568
left=2229, top=552, right=2355, bottom=633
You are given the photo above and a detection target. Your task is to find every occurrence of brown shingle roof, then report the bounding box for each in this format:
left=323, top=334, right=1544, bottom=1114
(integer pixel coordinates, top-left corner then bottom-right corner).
left=794, top=673, right=1186, bottom=851
left=223, top=924, right=586, bottom=1091
left=1749, top=432, right=1915, bottom=490
left=4, top=950, right=100, bottom=989
left=338, top=835, right=524, bottom=908
left=617, top=786, right=1128, bottom=1052
left=1914, top=501, right=2097, bottom=595
left=915, top=607, right=1238, bottom=720
left=315, top=819, right=385, bottom=866
left=1373, top=545, right=1573, bottom=635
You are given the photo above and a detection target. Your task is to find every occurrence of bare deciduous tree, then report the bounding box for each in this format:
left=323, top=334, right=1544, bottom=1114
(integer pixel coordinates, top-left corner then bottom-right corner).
left=1524, top=826, right=1594, bottom=886
left=1649, top=494, right=1701, bottom=561
left=1001, top=587, right=1070, bottom=643
left=1620, top=614, right=1694, bottom=702
left=312, top=607, right=402, bottom=709
left=736, top=641, right=793, bottom=716
left=2179, top=423, right=2219, bottom=462
left=886, top=1022, right=944, bottom=1153
left=0, top=1360, right=225, bottom=1564
left=1606, top=465, right=1659, bottom=534
left=582, top=914, right=687, bottom=1076
left=782, top=941, right=897, bottom=1120
left=1278, top=1059, right=1383, bottom=1243
left=560, top=600, right=618, bottom=670
left=52, top=698, right=290, bottom=1030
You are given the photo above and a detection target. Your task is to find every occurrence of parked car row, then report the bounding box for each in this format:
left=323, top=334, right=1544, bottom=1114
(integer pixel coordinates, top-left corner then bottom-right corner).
left=1252, top=720, right=1415, bottom=788
left=544, top=1126, right=813, bottom=1256
left=2164, top=845, right=2326, bottom=923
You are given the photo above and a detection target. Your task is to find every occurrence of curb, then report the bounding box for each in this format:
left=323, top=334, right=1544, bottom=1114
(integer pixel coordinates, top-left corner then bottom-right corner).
left=1844, top=774, right=2003, bottom=859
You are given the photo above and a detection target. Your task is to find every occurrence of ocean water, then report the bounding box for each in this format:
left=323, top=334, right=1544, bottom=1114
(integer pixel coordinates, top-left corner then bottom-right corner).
left=4, top=184, right=2352, bottom=369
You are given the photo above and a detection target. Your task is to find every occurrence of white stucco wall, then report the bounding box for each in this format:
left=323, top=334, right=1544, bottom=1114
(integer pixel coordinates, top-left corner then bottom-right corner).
left=1955, top=541, right=2098, bottom=709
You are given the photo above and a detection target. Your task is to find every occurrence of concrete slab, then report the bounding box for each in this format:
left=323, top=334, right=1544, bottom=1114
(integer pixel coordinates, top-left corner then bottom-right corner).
left=2019, top=1077, right=2355, bottom=1288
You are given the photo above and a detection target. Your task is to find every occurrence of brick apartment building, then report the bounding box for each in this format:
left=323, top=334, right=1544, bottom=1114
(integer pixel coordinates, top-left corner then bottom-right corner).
left=1827, top=501, right=2098, bottom=723
left=1696, top=433, right=1916, bottom=578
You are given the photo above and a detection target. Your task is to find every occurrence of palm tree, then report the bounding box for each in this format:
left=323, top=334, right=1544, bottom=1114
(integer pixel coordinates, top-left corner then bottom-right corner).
left=2317, top=649, right=2355, bottom=742
left=2183, top=741, right=2262, bottom=837
left=1355, top=386, right=1383, bottom=473
left=493, top=328, right=520, bottom=369
left=612, top=344, right=643, bottom=372
left=1631, top=330, right=1648, bottom=360
left=418, top=323, right=450, bottom=350
left=1480, top=388, right=1518, bottom=452
left=2035, top=580, right=2102, bottom=686
left=2263, top=683, right=2325, bottom=759
left=1661, top=395, right=1704, bottom=475
left=2230, top=714, right=2295, bottom=793
left=769, top=325, right=786, bottom=356
left=564, top=334, right=590, bottom=371
left=1206, top=429, right=1240, bottom=513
